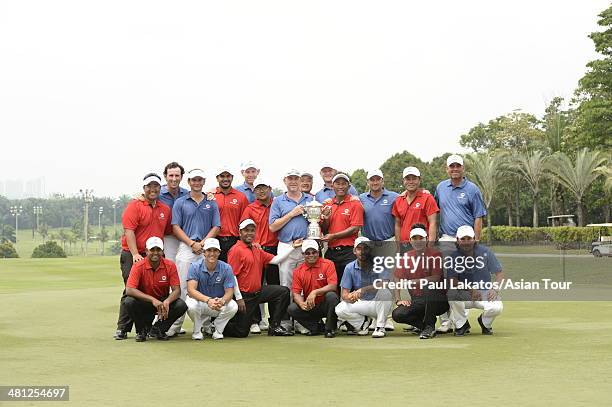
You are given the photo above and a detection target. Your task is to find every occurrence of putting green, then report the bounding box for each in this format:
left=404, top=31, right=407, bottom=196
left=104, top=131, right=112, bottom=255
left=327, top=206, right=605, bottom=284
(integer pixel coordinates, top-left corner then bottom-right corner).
left=1, top=257, right=611, bottom=406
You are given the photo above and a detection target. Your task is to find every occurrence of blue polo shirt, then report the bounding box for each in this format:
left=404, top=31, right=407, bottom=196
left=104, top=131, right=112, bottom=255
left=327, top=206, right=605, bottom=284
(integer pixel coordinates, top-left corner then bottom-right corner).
left=235, top=182, right=255, bottom=203
left=446, top=244, right=502, bottom=283
left=435, top=178, right=487, bottom=237
left=159, top=185, right=189, bottom=210
left=340, top=260, right=390, bottom=301
left=269, top=192, right=313, bottom=243
left=187, top=259, right=235, bottom=298
left=359, top=189, right=399, bottom=241
left=171, top=194, right=221, bottom=241
left=315, top=184, right=359, bottom=203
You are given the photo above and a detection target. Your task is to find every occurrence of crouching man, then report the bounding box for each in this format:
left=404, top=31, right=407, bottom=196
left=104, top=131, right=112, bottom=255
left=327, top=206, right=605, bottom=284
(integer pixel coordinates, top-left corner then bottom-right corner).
left=186, top=238, right=239, bottom=340
left=123, top=236, right=188, bottom=342
left=447, top=225, right=504, bottom=336
left=287, top=239, right=339, bottom=338
left=335, top=237, right=393, bottom=338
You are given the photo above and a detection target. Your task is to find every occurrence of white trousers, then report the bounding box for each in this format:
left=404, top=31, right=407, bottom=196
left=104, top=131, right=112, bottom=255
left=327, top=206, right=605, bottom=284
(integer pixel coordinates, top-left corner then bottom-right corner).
left=163, top=235, right=180, bottom=263
left=168, top=242, right=203, bottom=334
left=186, top=296, right=238, bottom=334
left=449, top=295, right=503, bottom=328
left=335, top=297, right=392, bottom=329
left=277, top=241, right=304, bottom=329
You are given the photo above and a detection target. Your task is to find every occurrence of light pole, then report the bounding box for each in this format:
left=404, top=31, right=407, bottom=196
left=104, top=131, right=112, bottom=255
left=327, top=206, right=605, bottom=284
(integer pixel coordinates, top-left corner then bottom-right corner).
left=98, top=206, right=104, bottom=255
left=79, top=189, right=94, bottom=256
left=33, top=206, right=43, bottom=240
left=10, top=206, right=23, bottom=244
left=112, top=200, right=118, bottom=239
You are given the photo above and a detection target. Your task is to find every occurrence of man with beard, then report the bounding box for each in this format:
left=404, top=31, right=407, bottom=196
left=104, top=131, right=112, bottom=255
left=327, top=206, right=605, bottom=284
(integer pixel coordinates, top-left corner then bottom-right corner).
left=214, top=166, right=249, bottom=262
left=166, top=168, right=221, bottom=337
left=123, top=237, right=187, bottom=342
left=447, top=225, right=505, bottom=336
left=287, top=239, right=339, bottom=338
left=114, top=173, right=172, bottom=340
left=224, top=219, right=301, bottom=338
left=392, top=224, right=449, bottom=339
left=158, top=162, right=189, bottom=262
left=335, top=237, right=392, bottom=338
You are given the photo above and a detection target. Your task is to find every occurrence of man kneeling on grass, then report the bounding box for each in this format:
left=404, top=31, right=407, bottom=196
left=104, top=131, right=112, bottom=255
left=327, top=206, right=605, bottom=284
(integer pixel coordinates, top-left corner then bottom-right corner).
left=287, top=239, right=339, bottom=338
left=185, top=238, right=239, bottom=340
left=123, top=237, right=188, bottom=342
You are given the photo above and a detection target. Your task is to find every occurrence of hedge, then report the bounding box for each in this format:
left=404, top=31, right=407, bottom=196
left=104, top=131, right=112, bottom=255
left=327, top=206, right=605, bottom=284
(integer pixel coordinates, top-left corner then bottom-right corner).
left=481, top=226, right=612, bottom=244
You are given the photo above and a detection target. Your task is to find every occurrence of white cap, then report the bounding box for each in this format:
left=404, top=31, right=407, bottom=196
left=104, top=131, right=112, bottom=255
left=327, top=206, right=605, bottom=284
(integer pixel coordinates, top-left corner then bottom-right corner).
left=409, top=228, right=428, bottom=238
left=187, top=168, right=206, bottom=179
left=301, top=239, right=320, bottom=253
left=203, top=238, right=221, bottom=251
left=254, top=178, right=271, bottom=188
left=320, top=161, right=335, bottom=170
left=332, top=173, right=350, bottom=183
left=402, top=167, right=421, bottom=178
left=241, top=161, right=259, bottom=171
left=456, top=225, right=475, bottom=238
left=145, top=236, right=164, bottom=250
left=447, top=154, right=464, bottom=167
left=300, top=171, right=314, bottom=178
left=216, top=165, right=234, bottom=176
left=285, top=169, right=301, bottom=177
left=367, top=169, right=383, bottom=180
left=239, top=218, right=256, bottom=230
left=354, top=236, right=370, bottom=248
left=143, top=173, right=162, bottom=187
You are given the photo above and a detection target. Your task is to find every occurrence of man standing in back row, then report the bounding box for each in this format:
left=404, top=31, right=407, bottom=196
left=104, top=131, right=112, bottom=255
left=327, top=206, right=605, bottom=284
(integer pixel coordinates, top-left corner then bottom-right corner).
left=214, top=166, right=249, bottom=262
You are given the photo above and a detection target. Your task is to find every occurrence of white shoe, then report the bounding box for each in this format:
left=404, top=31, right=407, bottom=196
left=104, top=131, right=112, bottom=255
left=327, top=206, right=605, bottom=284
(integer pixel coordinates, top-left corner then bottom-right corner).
left=295, top=321, right=310, bottom=335
left=357, top=317, right=372, bottom=336
left=385, top=319, right=395, bottom=331
left=250, top=323, right=262, bottom=334
left=436, top=320, right=453, bottom=334
left=179, top=328, right=186, bottom=335
left=212, top=330, right=224, bottom=340
left=372, top=327, right=386, bottom=338
left=192, top=332, right=204, bottom=340
left=258, top=320, right=269, bottom=331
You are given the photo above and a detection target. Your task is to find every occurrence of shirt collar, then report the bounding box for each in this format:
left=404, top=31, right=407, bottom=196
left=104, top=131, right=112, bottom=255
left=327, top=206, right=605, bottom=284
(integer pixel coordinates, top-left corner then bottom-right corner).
left=446, top=178, right=467, bottom=189
left=367, top=189, right=389, bottom=199
left=332, top=193, right=352, bottom=205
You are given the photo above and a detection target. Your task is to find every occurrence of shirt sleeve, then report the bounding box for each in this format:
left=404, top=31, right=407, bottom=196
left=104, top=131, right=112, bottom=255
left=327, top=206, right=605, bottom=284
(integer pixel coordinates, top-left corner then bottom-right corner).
left=291, top=269, right=303, bottom=294
left=471, top=187, right=488, bottom=218
left=391, top=199, right=402, bottom=219
left=340, top=267, right=353, bottom=290
left=122, top=201, right=139, bottom=231
left=486, top=248, right=503, bottom=274
left=227, top=246, right=241, bottom=276
left=167, top=263, right=181, bottom=286
left=186, top=262, right=199, bottom=281
left=240, top=206, right=252, bottom=223
left=325, top=262, right=338, bottom=286
left=269, top=198, right=281, bottom=224
left=171, top=199, right=183, bottom=226
left=350, top=201, right=364, bottom=227
left=211, top=201, right=221, bottom=228
left=260, top=249, right=275, bottom=266
left=349, top=184, right=359, bottom=195
left=222, top=266, right=235, bottom=289
left=125, top=263, right=141, bottom=288
left=163, top=205, right=173, bottom=235
left=425, top=194, right=440, bottom=217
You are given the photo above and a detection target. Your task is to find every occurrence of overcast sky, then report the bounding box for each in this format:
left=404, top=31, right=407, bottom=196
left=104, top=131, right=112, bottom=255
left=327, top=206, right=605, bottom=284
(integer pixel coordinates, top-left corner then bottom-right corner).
left=0, top=0, right=608, bottom=197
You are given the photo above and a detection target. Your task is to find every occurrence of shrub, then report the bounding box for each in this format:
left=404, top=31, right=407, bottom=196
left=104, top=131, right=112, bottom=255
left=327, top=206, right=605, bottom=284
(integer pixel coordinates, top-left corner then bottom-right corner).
left=481, top=226, right=609, bottom=244
left=31, top=241, right=67, bottom=258
left=0, top=241, right=19, bottom=258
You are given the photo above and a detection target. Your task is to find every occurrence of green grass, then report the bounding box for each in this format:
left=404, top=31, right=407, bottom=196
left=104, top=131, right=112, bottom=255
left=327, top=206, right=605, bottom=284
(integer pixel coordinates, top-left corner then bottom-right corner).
left=1, top=257, right=611, bottom=406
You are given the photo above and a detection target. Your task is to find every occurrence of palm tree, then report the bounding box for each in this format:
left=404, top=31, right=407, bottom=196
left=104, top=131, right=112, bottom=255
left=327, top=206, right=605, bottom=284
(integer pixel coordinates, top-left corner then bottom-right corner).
left=513, top=151, right=549, bottom=227
left=466, top=152, right=508, bottom=244
left=546, top=148, right=607, bottom=226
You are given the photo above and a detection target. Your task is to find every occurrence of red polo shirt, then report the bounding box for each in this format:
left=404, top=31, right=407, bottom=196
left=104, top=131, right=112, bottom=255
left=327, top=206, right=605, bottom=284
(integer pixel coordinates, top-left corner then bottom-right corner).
left=126, top=257, right=180, bottom=300
left=323, top=194, right=364, bottom=248
left=228, top=240, right=274, bottom=293
left=292, top=258, right=337, bottom=304
left=394, top=248, right=443, bottom=297
left=121, top=199, right=172, bottom=253
left=240, top=199, right=278, bottom=247
left=392, top=190, right=439, bottom=241
left=215, top=188, right=249, bottom=237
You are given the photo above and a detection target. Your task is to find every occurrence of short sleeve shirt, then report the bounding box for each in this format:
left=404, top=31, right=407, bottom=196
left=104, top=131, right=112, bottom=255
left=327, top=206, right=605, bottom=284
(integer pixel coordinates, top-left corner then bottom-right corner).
left=269, top=193, right=313, bottom=243
left=394, top=247, right=443, bottom=296
left=323, top=194, right=364, bottom=248
left=171, top=194, right=221, bottom=241
left=359, top=189, right=399, bottom=241
left=121, top=199, right=172, bottom=252
left=215, top=188, right=250, bottom=237
left=446, top=245, right=502, bottom=283
left=392, top=190, right=440, bottom=241
left=241, top=200, right=278, bottom=247
left=227, top=240, right=275, bottom=293
left=435, top=178, right=487, bottom=237
left=126, top=258, right=180, bottom=300
left=187, top=259, right=235, bottom=298
left=292, top=258, right=337, bottom=305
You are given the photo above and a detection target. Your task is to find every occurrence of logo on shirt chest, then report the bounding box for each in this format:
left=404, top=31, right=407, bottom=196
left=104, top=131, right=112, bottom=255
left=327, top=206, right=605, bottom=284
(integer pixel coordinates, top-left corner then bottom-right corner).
left=342, top=208, right=350, bottom=216
left=318, top=273, right=324, bottom=280
left=215, top=277, right=222, bottom=283
left=458, top=192, right=466, bottom=200
left=231, top=198, right=238, bottom=205
left=381, top=199, right=389, bottom=206
left=159, top=213, right=165, bottom=219
left=415, top=202, right=421, bottom=208
left=205, top=204, right=211, bottom=209
left=159, top=275, right=167, bottom=283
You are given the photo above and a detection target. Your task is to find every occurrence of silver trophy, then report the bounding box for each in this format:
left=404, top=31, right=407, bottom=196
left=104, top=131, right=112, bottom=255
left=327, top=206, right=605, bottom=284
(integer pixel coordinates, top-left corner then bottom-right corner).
left=303, top=200, right=324, bottom=239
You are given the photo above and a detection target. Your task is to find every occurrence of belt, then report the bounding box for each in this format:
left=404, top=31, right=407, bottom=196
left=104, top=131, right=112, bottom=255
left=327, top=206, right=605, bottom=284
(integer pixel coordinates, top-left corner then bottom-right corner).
left=262, top=246, right=278, bottom=251
left=330, top=245, right=352, bottom=251
left=218, top=236, right=237, bottom=241
left=192, top=238, right=202, bottom=243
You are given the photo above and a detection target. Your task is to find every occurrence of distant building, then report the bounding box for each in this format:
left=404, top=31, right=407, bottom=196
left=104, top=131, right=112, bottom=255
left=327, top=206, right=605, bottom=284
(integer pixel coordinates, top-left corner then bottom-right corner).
left=2, top=178, right=46, bottom=199
left=5, top=179, right=24, bottom=199
left=25, top=178, right=46, bottom=198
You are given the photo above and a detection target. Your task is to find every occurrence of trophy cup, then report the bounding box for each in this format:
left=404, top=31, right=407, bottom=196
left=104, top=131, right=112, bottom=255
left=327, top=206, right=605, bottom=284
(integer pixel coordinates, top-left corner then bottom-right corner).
left=303, top=200, right=324, bottom=240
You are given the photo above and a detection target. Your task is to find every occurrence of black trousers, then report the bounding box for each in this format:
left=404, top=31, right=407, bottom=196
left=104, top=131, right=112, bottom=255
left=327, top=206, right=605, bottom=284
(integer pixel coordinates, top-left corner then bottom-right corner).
left=392, top=291, right=449, bottom=330
left=224, top=285, right=290, bottom=338
left=218, top=236, right=239, bottom=263
left=253, top=245, right=280, bottom=324
left=324, top=245, right=355, bottom=285
left=122, top=296, right=188, bottom=334
left=117, top=250, right=145, bottom=332
left=287, top=291, right=339, bottom=333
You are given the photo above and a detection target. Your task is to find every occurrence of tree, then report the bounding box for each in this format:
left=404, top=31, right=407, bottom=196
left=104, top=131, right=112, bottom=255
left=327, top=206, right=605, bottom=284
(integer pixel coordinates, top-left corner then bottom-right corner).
left=39, top=223, right=49, bottom=242
left=513, top=151, right=549, bottom=227
left=99, top=226, right=109, bottom=256
left=0, top=241, right=18, bottom=258
left=350, top=169, right=367, bottom=194
left=58, top=229, right=69, bottom=252
left=31, top=241, right=67, bottom=258
left=546, top=148, right=607, bottom=226
left=573, top=5, right=612, bottom=150
left=1, top=224, right=16, bottom=243
left=465, top=152, right=508, bottom=244
left=460, top=112, right=544, bottom=153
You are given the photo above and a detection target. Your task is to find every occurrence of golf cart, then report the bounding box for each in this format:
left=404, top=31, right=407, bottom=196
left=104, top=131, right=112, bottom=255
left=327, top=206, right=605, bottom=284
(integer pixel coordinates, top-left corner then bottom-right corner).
left=586, top=223, right=612, bottom=257
left=547, top=215, right=576, bottom=227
